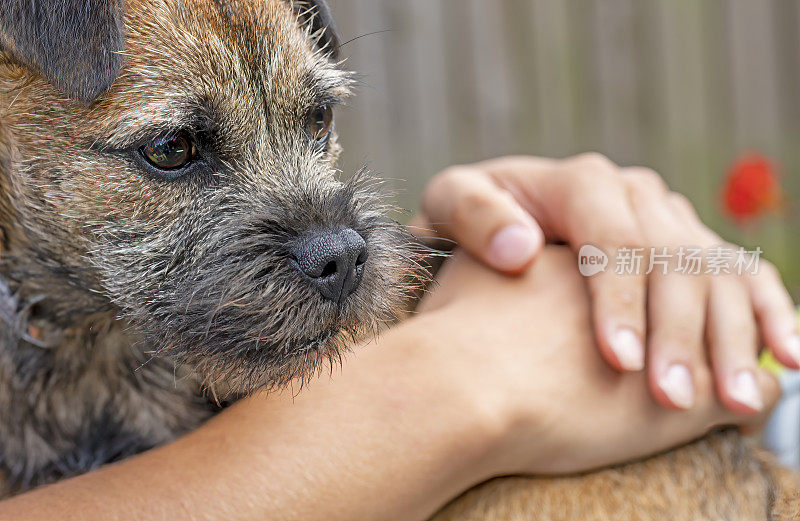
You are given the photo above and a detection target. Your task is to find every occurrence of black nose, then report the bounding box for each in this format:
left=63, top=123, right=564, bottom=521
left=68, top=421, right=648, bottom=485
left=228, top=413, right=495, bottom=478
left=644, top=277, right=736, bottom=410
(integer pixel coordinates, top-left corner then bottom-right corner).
left=292, top=228, right=368, bottom=303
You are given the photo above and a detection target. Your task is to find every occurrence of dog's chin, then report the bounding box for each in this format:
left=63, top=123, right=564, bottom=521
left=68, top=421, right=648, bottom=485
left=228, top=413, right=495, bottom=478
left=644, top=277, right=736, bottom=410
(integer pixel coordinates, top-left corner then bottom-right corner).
left=125, top=253, right=416, bottom=399
left=158, top=311, right=368, bottom=399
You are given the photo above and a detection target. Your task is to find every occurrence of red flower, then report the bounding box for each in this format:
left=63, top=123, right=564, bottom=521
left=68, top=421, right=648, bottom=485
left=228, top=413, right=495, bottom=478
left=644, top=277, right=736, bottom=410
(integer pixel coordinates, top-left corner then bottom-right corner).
left=722, top=153, right=783, bottom=222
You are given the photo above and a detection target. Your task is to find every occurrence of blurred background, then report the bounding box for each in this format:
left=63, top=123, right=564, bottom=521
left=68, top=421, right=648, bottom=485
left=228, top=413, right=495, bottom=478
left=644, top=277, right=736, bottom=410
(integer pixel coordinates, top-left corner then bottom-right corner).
left=328, top=0, right=800, bottom=296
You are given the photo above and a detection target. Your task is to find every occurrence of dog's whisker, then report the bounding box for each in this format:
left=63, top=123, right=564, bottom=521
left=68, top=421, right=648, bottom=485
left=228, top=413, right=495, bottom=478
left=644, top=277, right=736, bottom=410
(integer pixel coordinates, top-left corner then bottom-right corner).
left=338, top=29, right=394, bottom=50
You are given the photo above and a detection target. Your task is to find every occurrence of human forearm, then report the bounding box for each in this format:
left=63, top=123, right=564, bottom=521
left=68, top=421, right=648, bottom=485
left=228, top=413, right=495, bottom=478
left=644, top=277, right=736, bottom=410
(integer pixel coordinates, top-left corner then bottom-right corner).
left=0, top=319, right=496, bottom=521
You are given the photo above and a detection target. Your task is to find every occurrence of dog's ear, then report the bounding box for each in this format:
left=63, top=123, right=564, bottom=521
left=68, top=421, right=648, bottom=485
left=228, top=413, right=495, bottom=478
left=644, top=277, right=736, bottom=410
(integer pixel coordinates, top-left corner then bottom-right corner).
left=0, top=0, right=125, bottom=103
left=294, top=0, right=339, bottom=59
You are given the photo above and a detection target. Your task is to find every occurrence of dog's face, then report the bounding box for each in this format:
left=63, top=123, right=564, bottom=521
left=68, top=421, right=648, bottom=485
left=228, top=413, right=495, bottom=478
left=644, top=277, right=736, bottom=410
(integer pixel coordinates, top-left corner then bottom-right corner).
left=0, top=0, right=417, bottom=393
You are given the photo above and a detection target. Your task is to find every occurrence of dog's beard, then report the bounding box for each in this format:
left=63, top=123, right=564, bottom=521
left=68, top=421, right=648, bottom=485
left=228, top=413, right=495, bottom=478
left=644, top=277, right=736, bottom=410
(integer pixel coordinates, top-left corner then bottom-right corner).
left=90, top=173, right=425, bottom=397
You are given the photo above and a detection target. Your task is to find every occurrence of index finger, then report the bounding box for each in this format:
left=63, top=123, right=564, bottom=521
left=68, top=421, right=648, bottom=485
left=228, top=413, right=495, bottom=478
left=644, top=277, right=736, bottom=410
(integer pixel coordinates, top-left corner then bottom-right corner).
left=422, top=165, right=545, bottom=274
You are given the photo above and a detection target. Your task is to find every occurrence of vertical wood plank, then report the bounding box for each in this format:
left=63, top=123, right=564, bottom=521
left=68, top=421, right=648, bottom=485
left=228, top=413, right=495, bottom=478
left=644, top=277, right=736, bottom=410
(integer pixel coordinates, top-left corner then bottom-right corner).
left=528, top=0, right=577, bottom=158
left=439, top=0, right=482, bottom=165
left=465, top=0, right=515, bottom=159
left=630, top=0, right=667, bottom=177
left=406, top=0, right=451, bottom=189
left=589, top=0, right=641, bottom=166
left=563, top=0, right=602, bottom=155
left=727, top=0, right=782, bottom=152
left=654, top=0, right=711, bottom=202
left=380, top=0, right=422, bottom=196
left=497, top=0, right=541, bottom=155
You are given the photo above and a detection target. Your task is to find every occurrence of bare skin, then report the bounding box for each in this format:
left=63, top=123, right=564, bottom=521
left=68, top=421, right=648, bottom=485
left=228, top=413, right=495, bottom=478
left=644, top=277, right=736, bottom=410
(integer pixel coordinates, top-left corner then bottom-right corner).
left=420, top=154, right=799, bottom=413
left=0, top=248, right=778, bottom=521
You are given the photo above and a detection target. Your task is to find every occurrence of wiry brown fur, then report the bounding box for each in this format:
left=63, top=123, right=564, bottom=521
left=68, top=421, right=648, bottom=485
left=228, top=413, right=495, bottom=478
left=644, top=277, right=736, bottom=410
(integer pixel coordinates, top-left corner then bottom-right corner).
left=0, top=0, right=797, bottom=518
left=432, top=431, right=800, bottom=521
left=0, top=0, right=420, bottom=495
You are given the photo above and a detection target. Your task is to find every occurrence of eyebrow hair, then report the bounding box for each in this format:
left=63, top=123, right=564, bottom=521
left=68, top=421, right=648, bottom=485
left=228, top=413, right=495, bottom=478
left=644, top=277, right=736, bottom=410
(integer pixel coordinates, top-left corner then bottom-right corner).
left=88, top=102, right=221, bottom=153
left=307, top=88, right=346, bottom=110
left=88, top=64, right=350, bottom=153
left=301, top=68, right=351, bottom=108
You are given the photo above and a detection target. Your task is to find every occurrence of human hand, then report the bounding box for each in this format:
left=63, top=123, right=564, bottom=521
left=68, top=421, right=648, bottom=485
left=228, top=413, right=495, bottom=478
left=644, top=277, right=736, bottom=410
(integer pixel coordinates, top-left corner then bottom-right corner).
left=414, top=247, right=781, bottom=476
left=417, top=154, right=799, bottom=414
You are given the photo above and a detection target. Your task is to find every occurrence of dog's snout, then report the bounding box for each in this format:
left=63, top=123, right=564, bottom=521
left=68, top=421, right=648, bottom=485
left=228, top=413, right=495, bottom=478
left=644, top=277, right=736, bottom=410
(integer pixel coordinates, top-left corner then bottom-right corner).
left=292, top=228, right=368, bottom=303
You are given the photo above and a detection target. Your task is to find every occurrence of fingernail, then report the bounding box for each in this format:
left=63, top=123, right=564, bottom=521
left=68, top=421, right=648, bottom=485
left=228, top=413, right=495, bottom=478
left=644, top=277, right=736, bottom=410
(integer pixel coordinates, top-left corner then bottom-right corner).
left=658, top=364, right=695, bottom=409
left=730, top=370, right=763, bottom=411
left=784, top=334, right=800, bottom=367
left=609, top=328, right=644, bottom=371
left=488, top=224, right=540, bottom=271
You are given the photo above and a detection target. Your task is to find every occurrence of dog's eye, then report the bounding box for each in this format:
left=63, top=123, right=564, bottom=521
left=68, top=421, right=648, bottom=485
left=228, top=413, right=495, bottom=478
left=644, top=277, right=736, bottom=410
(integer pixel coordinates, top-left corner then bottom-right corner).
left=140, top=132, right=195, bottom=171
left=307, top=105, right=334, bottom=146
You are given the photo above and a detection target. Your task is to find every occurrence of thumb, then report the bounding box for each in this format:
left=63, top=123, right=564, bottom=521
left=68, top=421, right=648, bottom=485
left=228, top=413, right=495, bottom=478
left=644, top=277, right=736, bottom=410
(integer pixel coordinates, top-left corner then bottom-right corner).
left=421, top=166, right=544, bottom=274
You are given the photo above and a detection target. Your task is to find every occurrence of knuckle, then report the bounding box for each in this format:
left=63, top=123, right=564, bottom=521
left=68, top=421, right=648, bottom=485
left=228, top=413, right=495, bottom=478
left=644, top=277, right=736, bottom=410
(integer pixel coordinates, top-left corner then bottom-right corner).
left=730, top=323, right=758, bottom=348
left=431, top=165, right=472, bottom=192
left=563, top=171, right=624, bottom=213
left=559, top=155, right=628, bottom=202
left=710, top=311, right=757, bottom=347
left=758, top=259, right=780, bottom=280
left=424, top=166, right=484, bottom=219
left=604, top=283, right=645, bottom=316
left=451, top=190, right=494, bottom=226
left=659, top=322, right=704, bottom=353
left=563, top=155, right=618, bottom=185
left=423, top=168, right=460, bottom=211
left=668, top=192, right=696, bottom=214
left=571, top=152, right=616, bottom=173
left=624, top=167, right=669, bottom=195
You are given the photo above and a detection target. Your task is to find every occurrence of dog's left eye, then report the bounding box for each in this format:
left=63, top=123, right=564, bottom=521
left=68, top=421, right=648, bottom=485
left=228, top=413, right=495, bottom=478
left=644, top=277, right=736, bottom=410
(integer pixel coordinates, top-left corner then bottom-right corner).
left=307, top=105, right=334, bottom=146
left=139, top=132, right=196, bottom=172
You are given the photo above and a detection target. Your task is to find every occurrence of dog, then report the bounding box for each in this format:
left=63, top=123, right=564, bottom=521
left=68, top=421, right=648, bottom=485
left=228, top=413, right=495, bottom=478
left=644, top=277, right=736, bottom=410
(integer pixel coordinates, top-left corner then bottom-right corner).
left=0, top=0, right=417, bottom=495
left=0, top=0, right=797, bottom=518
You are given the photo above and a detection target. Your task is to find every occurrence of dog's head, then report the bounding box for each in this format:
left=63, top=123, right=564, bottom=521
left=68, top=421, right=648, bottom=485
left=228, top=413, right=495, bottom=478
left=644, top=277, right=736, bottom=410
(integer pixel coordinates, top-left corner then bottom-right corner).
left=0, top=0, right=419, bottom=394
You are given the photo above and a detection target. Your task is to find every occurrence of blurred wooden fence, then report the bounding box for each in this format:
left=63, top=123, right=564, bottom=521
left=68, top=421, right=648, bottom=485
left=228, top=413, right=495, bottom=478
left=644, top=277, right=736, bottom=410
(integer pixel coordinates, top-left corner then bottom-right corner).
left=329, top=0, right=800, bottom=294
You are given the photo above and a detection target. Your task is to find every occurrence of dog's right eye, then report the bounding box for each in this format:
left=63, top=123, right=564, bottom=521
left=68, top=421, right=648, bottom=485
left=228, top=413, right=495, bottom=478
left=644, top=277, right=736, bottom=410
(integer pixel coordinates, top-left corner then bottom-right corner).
left=307, top=105, right=334, bottom=147
left=139, top=132, right=196, bottom=174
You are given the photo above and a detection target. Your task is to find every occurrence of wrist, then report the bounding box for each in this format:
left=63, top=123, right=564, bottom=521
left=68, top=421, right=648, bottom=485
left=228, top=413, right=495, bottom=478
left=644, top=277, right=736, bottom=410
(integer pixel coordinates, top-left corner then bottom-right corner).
left=384, top=312, right=523, bottom=483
